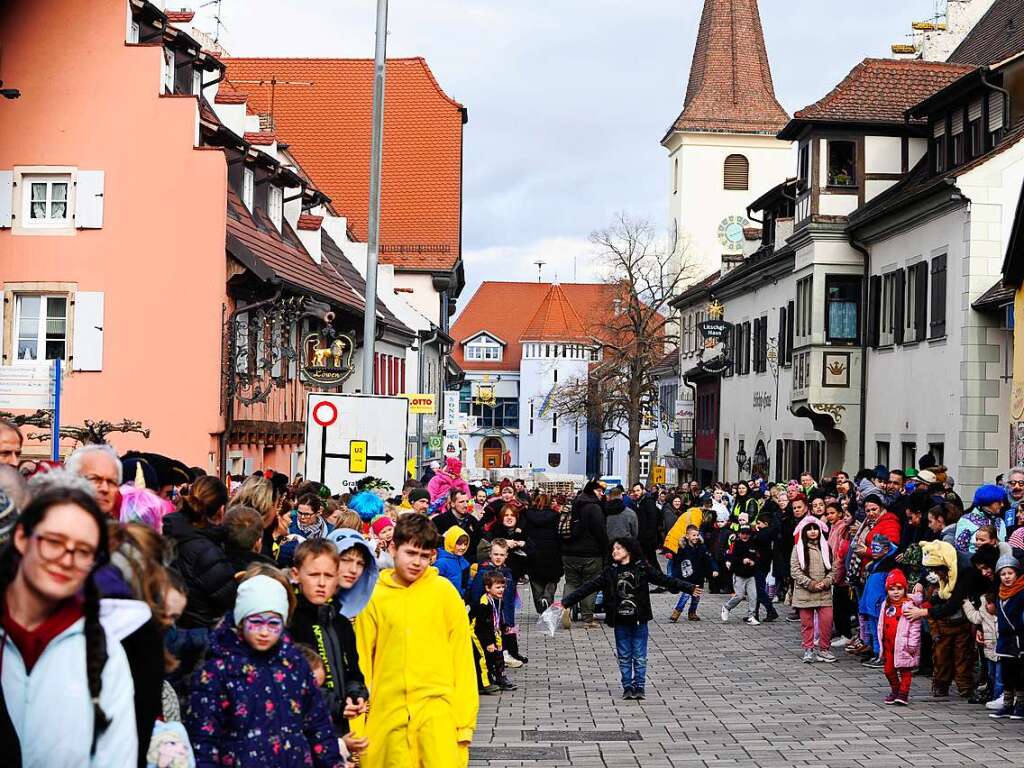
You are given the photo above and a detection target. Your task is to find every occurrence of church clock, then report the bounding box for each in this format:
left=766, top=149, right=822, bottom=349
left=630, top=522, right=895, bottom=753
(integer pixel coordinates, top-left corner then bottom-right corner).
left=717, top=215, right=750, bottom=253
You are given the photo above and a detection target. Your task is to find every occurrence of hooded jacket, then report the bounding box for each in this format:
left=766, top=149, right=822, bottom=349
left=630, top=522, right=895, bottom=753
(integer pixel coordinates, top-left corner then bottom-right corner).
left=857, top=542, right=901, bottom=618
left=186, top=620, right=342, bottom=768
left=724, top=536, right=760, bottom=578
left=954, top=509, right=1007, bottom=554
left=354, top=567, right=478, bottom=767
left=435, top=526, right=471, bottom=596
left=963, top=595, right=999, bottom=662
left=2, top=598, right=149, bottom=768
left=604, top=498, right=638, bottom=540
left=522, top=506, right=563, bottom=583
left=919, top=540, right=972, bottom=623
left=635, top=494, right=664, bottom=549
left=877, top=592, right=924, bottom=669
left=561, top=492, right=608, bottom=559
left=466, top=559, right=516, bottom=629
left=163, top=511, right=238, bottom=629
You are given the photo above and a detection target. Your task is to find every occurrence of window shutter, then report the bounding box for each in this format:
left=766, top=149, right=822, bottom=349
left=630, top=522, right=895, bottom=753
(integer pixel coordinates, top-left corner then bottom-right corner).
left=968, top=99, right=983, bottom=122
left=723, top=154, right=749, bottom=191
left=778, top=306, right=787, bottom=364
left=930, top=254, right=947, bottom=338
left=271, top=318, right=282, bottom=378
left=914, top=264, right=928, bottom=342
left=0, top=171, right=12, bottom=228
left=242, top=457, right=255, bottom=475
left=933, top=121, right=946, bottom=138
left=75, top=171, right=105, bottom=229
left=951, top=110, right=964, bottom=135
left=868, top=275, right=882, bottom=347
left=989, top=92, right=1004, bottom=132
left=786, top=300, right=794, bottom=363
left=894, top=268, right=906, bottom=345
left=71, top=291, right=104, bottom=371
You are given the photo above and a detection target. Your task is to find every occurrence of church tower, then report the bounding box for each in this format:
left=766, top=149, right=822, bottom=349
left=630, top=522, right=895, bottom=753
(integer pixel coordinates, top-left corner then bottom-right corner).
left=663, top=0, right=792, bottom=279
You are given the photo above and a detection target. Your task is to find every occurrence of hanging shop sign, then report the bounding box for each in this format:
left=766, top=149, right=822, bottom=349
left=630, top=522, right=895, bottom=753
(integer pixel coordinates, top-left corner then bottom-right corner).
left=301, top=323, right=356, bottom=388
left=697, top=315, right=733, bottom=376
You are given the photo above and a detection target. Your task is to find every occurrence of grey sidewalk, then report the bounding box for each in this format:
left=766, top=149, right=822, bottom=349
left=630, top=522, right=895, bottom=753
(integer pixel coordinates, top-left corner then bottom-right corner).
left=471, top=592, right=1023, bottom=767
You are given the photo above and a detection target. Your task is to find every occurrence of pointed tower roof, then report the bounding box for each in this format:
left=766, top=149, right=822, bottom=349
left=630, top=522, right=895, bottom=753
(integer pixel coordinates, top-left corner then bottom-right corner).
left=519, top=284, right=592, bottom=343
left=664, top=0, right=789, bottom=141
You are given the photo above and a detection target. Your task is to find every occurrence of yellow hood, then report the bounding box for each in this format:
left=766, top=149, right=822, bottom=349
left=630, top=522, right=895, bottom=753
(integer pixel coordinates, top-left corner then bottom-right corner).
left=921, top=539, right=958, bottom=599
left=443, top=526, right=469, bottom=554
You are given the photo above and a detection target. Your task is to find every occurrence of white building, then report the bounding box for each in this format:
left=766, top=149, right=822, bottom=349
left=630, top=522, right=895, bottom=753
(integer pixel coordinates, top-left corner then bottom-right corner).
left=890, top=0, right=998, bottom=61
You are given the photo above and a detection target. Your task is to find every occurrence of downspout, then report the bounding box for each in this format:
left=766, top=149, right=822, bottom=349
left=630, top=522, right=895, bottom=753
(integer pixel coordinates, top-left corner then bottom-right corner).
left=683, top=374, right=698, bottom=482
left=980, top=70, right=1011, bottom=141
left=418, top=329, right=442, bottom=472
left=848, top=236, right=870, bottom=470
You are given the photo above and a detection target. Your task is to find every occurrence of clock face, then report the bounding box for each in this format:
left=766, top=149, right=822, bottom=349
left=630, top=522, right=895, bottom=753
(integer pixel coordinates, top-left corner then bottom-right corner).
left=717, top=215, right=750, bottom=253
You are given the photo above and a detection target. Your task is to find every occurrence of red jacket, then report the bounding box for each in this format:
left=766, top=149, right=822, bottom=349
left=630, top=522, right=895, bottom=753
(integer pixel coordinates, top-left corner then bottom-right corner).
left=863, top=511, right=901, bottom=570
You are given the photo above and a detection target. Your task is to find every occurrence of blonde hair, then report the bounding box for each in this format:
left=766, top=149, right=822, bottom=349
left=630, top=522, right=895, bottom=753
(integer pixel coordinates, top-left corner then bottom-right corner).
left=332, top=509, right=361, bottom=531
left=230, top=476, right=275, bottom=522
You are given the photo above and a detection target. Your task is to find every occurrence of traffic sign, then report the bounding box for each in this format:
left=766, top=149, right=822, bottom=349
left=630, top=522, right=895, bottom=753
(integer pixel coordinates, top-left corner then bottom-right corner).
left=304, top=393, right=409, bottom=493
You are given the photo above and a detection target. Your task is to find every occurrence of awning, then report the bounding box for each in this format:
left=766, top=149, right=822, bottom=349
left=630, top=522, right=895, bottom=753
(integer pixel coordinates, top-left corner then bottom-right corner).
left=972, top=279, right=1015, bottom=312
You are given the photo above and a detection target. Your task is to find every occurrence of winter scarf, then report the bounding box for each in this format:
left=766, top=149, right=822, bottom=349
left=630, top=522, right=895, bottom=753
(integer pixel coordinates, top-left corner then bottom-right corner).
left=794, top=515, right=831, bottom=571
left=296, top=515, right=329, bottom=539
left=1000, top=577, right=1024, bottom=602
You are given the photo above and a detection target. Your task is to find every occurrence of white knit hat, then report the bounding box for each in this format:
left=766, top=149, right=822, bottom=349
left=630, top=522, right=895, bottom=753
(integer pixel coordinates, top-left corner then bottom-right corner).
left=233, top=575, right=289, bottom=625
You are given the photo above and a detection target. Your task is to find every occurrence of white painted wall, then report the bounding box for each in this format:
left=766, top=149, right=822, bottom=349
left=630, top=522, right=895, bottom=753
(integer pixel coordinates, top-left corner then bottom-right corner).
left=519, top=351, right=588, bottom=474
left=393, top=272, right=440, bottom=327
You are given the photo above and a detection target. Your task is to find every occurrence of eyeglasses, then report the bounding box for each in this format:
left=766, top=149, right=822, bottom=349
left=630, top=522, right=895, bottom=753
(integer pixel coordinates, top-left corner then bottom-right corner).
left=296, top=508, right=317, bottom=518
left=32, top=533, right=97, bottom=571
left=84, top=474, right=119, bottom=490
left=1009, top=480, right=1024, bottom=487
left=243, top=615, right=284, bottom=633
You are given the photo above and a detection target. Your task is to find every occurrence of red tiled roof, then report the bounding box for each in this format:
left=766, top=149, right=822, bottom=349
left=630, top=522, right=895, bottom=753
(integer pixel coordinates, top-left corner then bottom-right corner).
left=297, top=214, right=323, bottom=231
left=214, top=83, right=248, bottom=104
left=792, top=58, right=975, bottom=125
left=666, top=0, right=789, bottom=138
left=244, top=131, right=275, bottom=145
left=221, top=57, right=465, bottom=272
left=452, top=282, right=618, bottom=372
left=166, top=10, right=195, bottom=23
left=520, top=284, right=591, bottom=343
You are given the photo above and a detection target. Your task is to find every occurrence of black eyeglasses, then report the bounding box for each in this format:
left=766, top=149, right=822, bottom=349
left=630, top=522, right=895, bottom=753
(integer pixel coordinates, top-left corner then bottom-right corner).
left=32, top=533, right=97, bottom=571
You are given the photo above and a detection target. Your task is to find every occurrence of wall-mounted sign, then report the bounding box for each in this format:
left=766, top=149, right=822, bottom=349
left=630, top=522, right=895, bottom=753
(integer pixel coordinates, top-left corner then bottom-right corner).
left=675, top=399, right=695, bottom=421
left=301, top=330, right=356, bottom=387
left=752, top=392, right=773, bottom=410
left=401, top=393, right=436, bottom=414
left=822, top=351, right=850, bottom=388
left=697, top=318, right=733, bottom=376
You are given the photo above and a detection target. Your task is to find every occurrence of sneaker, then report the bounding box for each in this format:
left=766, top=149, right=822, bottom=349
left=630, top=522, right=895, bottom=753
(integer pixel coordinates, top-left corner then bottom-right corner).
left=802, top=649, right=814, bottom=663
left=884, top=693, right=897, bottom=705
left=762, top=613, right=778, bottom=623
left=497, top=679, right=517, bottom=691
left=816, top=650, right=837, bottom=663
left=622, top=687, right=635, bottom=700
left=744, top=616, right=761, bottom=626
left=480, top=684, right=501, bottom=695
left=670, top=609, right=682, bottom=623
left=560, top=608, right=571, bottom=630
left=990, top=704, right=1015, bottom=719
left=687, top=613, right=701, bottom=622
left=786, top=611, right=800, bottom=623
left=830, top=637, right=850, bottom=648
left=720, top=606, right=730, bottom=622
left=893, top=692, right=909, bottom=706
left=861, top=656, right=884, bottom=669
left=634, top=688, right=646, bottom=700
left=986, top=695, right=1006, bottom=710
left=1011, top=704, right=1024, bottom=720
left=504, top=652, right=523, bottom=669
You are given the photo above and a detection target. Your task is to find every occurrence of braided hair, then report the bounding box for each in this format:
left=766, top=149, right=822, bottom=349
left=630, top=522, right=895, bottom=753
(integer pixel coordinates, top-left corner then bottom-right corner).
left=0, top=485, right=111, bottom=755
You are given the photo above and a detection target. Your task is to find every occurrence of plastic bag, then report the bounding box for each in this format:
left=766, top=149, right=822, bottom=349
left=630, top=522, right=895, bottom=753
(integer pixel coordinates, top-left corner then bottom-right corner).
left=536, top=604, right=562, bottom=637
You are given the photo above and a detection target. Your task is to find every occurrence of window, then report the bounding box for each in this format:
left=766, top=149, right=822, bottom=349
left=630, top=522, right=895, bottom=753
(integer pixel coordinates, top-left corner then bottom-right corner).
left=876, top=441, right=890, bottom=469
left=901, top=442, right=916, bottom=472
left=639, top=453, right=651, bottom=479
left=529, top=401, right=535, bottom=435
left=723, top=154, right=749, bottom=191
left=796, top=276, right=813, bottom=339
left=968, top=99, right=983, bottom=158
left=589, top=347, right=601, bottom=362
left=906, top=262, right=928, bottom=343
left=14, top=295, right=67, bottom=362
left=928, top=442, right=945, bottom=465
left=192, top=68, right=203, bottom=96
left=951, top=110, right=964, bottom=166
left=739, top=321, right=751, bottom=375
left=827, top=141, right=856, bottom=187
left=605, top=448, right=614, bottom=475
left=989, top=92, right=1005, bottom=139
left=128, top=21, right=140, bottom=44
left=465, top=340, right=502, bottom=361
left=162, top=48, right=175, bottom=94
left=778, top=306, right=788, bottom=365
left=879, top=271, right=898, bottom=346
left=267, top=186, right=283, bottom=231
left=574, top=420, right=580, bottom=453
left=553, top=368, right=558, bottom=384
left=785, top=300, right=795, bottom=363
left=798, top=143, right=810, bottom=186
left=933, top=120, right=947, bottom=173
left=753, top=317, right=768, bottom=373
left=930, top=254, right=947, bottom=338
left=22, top=176, right=70, bottom=227
left=373, top=353, right=405, bottom=396
left=825, top=275, right=861, bottom=344
left=242, top=167, right=254, bottom=211
left=551, top=413, right=558, bottom=444
left=673, top=157, right=679, bottom=195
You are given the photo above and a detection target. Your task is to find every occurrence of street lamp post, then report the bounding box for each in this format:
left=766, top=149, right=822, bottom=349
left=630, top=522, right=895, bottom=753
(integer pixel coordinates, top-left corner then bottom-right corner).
left=361, top=0, right=388, bottom=394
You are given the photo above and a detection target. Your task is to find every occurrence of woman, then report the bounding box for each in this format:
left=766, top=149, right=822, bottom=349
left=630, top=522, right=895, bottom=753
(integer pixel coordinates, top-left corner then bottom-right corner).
left=1, top=486, right=138, bottom=766
left=810, top=496, right=826, bottom=519
left=229, top=476, right=278, bottom=555
left=731, top=481, right=758, bottom=521
left=523, top=494, right=563, bottom=612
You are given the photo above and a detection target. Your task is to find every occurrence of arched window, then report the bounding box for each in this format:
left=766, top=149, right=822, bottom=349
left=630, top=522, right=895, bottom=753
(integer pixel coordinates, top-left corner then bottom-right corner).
left=724, top=154, right=749, bottom=190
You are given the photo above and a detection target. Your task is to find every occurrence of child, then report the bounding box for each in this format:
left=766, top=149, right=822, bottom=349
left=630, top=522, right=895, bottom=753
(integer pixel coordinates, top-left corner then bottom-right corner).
left=557, top=537, right=699, bottom=700
left=790, top=516, right=835, bottom=663
left=355, top=514, right=478, bottom=767
left=857, top=534, right=900, bottom=667
left=667, top=525, right=718, bottom=622
left=468, top=539, right=525, bottom=667
left=721, top=525, right=761, bottom=625
left=963, top=592, right=1001, bottom=706
left=437, top=526, right=472, bottom=597
left=877, top=569, right=922, bottom=705
left=369, top=516, right=395, bottom=570
left=991, top=555, right=1024, bottom=719
left=483, top=506, right=530, bottom=581
left=186, top=573, right=343, bottom=767
left=470, top=571, right=515, bottom=694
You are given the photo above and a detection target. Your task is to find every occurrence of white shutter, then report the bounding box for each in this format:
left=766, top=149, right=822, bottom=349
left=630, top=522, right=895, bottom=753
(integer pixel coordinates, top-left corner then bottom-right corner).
left=933, top=121, right=946, bottom=138
left=72, top=291, right=104, bottom=371
left=74, top=171, right=104, bottom=229
left=989, top=92, right=1004, bottom=132
left=242, top=457, right=255, bottom=475
left=969, top=99, right=983, bottom=122
left=0, top=171, right=12, bottom=228
left=951, top=111, right=964, bottom=135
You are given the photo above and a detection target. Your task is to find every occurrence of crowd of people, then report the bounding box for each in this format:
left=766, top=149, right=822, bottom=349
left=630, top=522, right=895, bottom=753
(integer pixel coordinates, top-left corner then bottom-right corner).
left=1, top=412, right=1023, bottom=766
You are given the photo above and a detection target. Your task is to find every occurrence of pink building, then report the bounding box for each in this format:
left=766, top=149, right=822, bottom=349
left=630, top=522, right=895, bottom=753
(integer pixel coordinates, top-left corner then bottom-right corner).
left=0, top=0, right=416, bottom=478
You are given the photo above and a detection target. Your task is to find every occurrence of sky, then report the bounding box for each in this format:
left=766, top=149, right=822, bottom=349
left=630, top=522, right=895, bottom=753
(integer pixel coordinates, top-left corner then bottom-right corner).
left=193, top=0, right=944, bottom=301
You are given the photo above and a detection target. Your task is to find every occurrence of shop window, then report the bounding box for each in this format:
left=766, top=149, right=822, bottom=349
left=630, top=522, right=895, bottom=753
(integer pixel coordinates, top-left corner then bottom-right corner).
left=827, top=141, right=856, bottom=187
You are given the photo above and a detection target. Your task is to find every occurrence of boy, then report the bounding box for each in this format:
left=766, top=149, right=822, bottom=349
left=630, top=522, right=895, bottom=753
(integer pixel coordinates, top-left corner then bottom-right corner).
left=436, top=526, right=472, bottom=596
left=467, top=539, right=522, bottom=668
left=721, top=525, right=761, bottom=625
left=471, top=571, right=515, bottom=694
left=356, top=514, right=478, bottom=767
left=668, top=525, right=718, bottom=622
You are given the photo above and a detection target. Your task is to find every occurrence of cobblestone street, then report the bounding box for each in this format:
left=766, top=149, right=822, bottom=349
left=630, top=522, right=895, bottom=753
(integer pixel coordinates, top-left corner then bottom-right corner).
left=472, top=592, right=1024, bottom=768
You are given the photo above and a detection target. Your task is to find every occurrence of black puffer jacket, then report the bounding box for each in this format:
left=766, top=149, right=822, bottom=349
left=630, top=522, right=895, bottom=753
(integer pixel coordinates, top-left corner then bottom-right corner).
left=523, top=506, right=562, bottom=583
left=164, top=512, right=238, bottom=629
left=563, top=559, right=694, bottom=626
left=635, top=495, right=663, bottom=550
left=562, top=492, right=608, bottom=559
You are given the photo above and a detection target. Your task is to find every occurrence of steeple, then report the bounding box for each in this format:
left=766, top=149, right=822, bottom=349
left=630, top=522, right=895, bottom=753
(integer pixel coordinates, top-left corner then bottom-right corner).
left=520, top=284, right=591, bottom=343
left=665, top=0, right=789, bottom=139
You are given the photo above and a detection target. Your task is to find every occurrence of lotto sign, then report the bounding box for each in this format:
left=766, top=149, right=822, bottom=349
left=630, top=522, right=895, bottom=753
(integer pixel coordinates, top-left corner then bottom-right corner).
left=304, top=393, right=409, bottom=493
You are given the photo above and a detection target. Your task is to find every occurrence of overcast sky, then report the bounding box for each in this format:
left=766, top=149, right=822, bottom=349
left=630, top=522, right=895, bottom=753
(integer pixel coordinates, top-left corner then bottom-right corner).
left=197, top=0, right=942, bottom=300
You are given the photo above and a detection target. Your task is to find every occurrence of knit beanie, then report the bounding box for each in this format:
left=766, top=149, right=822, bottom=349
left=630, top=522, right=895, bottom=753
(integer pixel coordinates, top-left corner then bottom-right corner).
left=885, top=569, right=908, bottom=591
left=408, top=488, right=430, bottom=504
left=972, top=484, right=1007, bottom=509
left=370, top=516, right=395, bottom=536
left=996, top=553, right=1022, bottom=574
left=234, top=575, right=289, bottom=625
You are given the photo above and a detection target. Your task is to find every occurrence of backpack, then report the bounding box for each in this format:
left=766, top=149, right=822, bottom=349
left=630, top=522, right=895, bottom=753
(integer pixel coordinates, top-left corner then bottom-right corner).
left=557, top=502, right=581, bottom=543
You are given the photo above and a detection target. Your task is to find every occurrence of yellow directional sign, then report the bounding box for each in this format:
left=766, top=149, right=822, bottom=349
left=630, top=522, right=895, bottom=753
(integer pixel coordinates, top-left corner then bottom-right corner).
left=350, top=440, right=368, bottom=473
left=651, top=465, right=666, bottom=484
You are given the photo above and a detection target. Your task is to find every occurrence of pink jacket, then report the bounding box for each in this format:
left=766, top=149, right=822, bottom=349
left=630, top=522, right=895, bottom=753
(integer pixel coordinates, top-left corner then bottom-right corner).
left=876, top=594, right=923, bottom=668
left=426, top=470, right=470, bottom=504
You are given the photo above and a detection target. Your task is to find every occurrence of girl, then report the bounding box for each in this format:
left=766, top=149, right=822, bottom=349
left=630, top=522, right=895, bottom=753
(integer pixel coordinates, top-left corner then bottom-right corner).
left=556, top=537, right=700, bottom=700
left=877, top=569, right=922, bottom=705
left=1, top=485, right=139, bottom=766
left=187, top=572, right=343, bottom=767
left=789, top=516, right=835, bottom=663
left=991, top=555, right=1024, bottom=719
left=368, top=516, right=395, bottom=570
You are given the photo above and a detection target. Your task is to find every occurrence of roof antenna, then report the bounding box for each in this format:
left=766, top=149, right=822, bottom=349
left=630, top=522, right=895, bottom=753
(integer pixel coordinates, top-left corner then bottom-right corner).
left=199, top=0, right=227, bottom=44
left=534, top=260, right=545, bottom=283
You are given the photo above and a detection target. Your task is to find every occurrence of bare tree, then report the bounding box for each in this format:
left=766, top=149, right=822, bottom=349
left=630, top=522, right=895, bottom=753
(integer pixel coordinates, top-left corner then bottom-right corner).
left=552, top=213, right=693, bottom=485
left=27, top=418, right=151, bottom=446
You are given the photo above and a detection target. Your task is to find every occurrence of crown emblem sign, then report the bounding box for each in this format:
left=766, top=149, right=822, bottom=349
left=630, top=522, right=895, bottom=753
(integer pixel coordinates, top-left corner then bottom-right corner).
left=827, top=360, right=846, bottom=377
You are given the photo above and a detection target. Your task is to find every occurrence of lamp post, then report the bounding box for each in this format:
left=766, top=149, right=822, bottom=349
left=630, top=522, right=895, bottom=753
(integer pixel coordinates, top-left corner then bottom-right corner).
left=736, top=444, right=750, bottom=478
left=361, top=0, right=388, bottom=394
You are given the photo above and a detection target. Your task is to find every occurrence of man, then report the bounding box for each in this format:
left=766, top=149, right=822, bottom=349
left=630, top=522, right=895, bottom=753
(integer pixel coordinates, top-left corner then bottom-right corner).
left=634, top=484, right=664, bottom=571
left=799, top=472, right=817, bottom=495
left=65, top=443, right=122, bottom=517
left=604, top=486, right=638, bottom=540
left=513, top=478, right=530, bottom=504
left=408, top=488, right=431, bottom=515
left=885, top=469, right=907, bottom=519
left=0, top=419, right=22, bottom=467
left=1004, top=467, right=1024, bottom=528
left=432, top=488, right=482, bottom=558
left=560, top=479, right=609, bottom=628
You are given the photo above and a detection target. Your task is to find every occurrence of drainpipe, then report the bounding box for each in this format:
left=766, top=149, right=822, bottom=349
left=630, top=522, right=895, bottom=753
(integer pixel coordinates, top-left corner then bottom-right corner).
left=417, top=328, right=442, bottom=473
left=980, top=70, right=1011, bottom=140
left=683, top=374, right=698, bottom=482
left=848, top=236, right=870, bottom=470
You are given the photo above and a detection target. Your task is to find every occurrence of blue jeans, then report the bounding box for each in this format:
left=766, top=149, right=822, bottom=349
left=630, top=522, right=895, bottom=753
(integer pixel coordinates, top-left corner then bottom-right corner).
left=674, top=592, right=701, bottom=613
left=754, top=571, right=777, bottom=618
left=989, top=659, right=1004, bottom=698
left=613, top=623, right=649, bottom=691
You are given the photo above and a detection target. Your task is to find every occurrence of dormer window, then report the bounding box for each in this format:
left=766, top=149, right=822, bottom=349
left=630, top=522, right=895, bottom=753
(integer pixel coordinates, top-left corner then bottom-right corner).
left=989, top=92, right=1005, bottom=140
left=268, top=186, right=283, bottom=230
left=933, top=120, right=947, bottom=173
left=798, top=144, right=810, bottom=187
left=242, top=167, right=254, bottom=211
left=951, top=110, right=964, bottom=166
left=192, top=68, right=203, bottom=96
left=827, top=141, right=856, bottom=187
left=967, top=98, right=983, bottom=158
left=464, top=334, right=503, bottom=361
left=162, top=49, right=175, bottom=94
